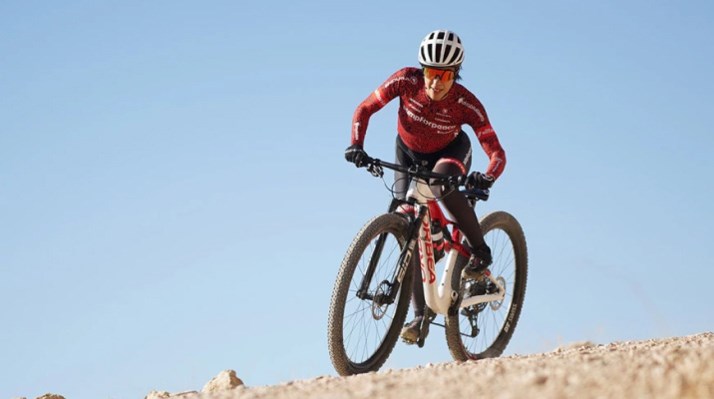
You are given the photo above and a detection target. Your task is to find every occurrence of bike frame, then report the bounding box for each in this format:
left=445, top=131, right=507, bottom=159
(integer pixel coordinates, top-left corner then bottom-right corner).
left=406, top=178, right=507, bottom=315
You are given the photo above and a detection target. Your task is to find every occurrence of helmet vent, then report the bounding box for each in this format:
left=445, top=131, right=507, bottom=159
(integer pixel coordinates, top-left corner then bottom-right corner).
left=446, top=47, right=462, bottom=65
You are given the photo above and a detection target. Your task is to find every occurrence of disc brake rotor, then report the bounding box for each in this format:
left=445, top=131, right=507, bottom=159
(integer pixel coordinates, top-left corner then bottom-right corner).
left=489, top=276, right=507, bottom=311
left=371, top=281, right=392, bottom=319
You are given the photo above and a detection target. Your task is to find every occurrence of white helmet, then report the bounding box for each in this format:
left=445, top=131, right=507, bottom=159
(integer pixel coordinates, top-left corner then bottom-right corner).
left=418, top=30, right=464, bottom=68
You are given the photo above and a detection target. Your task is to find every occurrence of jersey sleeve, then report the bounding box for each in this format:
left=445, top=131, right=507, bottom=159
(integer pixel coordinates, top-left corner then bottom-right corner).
left=351, top=68, right=419, bottom=146
left=475, top=123, right=506, bottom=179
left=458, top=92, right=506, bottom=179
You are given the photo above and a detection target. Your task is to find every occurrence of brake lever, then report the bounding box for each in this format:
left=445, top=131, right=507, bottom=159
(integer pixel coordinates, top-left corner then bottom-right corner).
left=367, top=161, right=384, bottom=178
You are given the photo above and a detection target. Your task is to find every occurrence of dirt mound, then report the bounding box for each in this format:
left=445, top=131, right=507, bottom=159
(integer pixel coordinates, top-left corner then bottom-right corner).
left=197, top=332, right=714, bottom=399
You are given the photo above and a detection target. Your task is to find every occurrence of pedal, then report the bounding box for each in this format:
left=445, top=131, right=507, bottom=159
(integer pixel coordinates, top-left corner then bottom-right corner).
left=400, top=313, right=432, bottom=347
left=401, top=336, right=417, bottom=345
left=399, top=322, right=420, bottom=345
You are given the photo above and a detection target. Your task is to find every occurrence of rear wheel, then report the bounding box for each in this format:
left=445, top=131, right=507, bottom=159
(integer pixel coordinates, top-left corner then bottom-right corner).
left=445, top=211, right=528, bottom=360
left=327, top=213, right=414, bottom=375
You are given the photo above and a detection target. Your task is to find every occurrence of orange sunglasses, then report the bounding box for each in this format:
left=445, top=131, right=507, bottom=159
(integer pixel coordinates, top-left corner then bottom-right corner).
left=423, top=66, right=456, bottom=81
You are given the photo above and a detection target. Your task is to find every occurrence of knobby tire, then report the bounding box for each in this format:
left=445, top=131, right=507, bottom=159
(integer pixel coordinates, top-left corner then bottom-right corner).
left=444, top=211, right=528, bottom=361
left=327, top=213, right=414, bottom=375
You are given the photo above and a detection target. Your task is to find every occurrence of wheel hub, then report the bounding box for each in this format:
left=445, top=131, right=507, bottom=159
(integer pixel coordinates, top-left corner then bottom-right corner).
left=371, top=281, right=393, bottom=319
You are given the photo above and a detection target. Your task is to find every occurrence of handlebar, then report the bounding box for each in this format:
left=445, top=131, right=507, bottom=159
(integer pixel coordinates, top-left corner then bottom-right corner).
left=363, top=156, right=465, bottom=185
left=361, top=156, right=490, bottom=201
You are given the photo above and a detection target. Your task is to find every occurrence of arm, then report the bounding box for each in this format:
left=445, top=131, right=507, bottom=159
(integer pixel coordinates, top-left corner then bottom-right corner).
left=460, top=93, right=506, bottom=179
left=475, top=124, right=506, bottom=179
left=351, top=92, right=385, bottom=146
left=350, top=68, right=418, bottom=146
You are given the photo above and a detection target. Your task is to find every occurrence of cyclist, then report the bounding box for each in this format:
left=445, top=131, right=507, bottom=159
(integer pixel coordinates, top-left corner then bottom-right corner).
left=344, top=30, right=507, bottom=344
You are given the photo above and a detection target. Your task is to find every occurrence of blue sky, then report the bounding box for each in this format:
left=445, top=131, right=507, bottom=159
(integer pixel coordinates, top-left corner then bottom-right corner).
left=2, top=1, right=713, bottom=398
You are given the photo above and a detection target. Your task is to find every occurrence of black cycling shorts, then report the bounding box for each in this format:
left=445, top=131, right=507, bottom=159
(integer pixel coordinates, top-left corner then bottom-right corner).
left=393, top=130, right=473, bottom=199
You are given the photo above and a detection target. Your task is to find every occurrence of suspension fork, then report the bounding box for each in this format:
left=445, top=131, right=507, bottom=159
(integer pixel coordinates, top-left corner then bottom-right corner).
left=356, top=202, right=425, bottom=301
left=386, top=205, right=427, bottom=301
left=356, top=199, right=405, bottom=299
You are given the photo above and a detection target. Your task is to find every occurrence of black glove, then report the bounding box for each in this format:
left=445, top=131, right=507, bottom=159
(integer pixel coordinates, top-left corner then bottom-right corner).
left=345, top=144, right=368, bottom=167
left=466, top=171, right=495, bottom=189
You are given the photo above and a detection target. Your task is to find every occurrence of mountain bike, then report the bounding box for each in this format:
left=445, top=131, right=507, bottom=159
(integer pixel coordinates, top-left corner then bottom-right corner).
left=327, top=156, right=528, bottom=376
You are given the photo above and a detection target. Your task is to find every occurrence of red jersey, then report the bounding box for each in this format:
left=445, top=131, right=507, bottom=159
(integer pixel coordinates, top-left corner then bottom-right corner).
left=351, top=67, right=506, bottom=178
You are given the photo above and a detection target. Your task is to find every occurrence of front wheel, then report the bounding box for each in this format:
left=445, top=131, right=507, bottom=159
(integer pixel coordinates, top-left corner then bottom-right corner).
left=327, top=213, right=414, bottom=375
left=445, top=211, right=528, bottom=361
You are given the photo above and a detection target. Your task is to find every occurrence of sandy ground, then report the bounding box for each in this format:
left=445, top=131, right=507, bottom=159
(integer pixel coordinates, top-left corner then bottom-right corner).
left=190, top=332, right=714, bottom=399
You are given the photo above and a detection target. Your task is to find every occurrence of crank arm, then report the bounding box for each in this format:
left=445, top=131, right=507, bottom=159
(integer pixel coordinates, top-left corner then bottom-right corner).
left=459, top=272, right=507, bottom=309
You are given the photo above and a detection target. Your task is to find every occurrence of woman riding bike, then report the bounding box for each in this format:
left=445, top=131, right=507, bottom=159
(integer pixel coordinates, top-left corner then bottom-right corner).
left=344, top=29, right=507, bottom=343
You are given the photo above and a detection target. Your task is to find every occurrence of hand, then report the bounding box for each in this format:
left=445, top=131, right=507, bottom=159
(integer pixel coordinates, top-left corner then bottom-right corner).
left=345, top=144, right=368, bottom=167
left=466, top=171, right=495, bottom=189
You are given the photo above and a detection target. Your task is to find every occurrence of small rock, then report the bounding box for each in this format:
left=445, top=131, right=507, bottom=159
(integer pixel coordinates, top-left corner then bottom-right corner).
left=145, top=391, right=171, bottom=399
left=202, top=369, right=245, bottom=393
left=556, top=341, right=596, bottom=352
left=531, top=374, right=548, bottom=385
left=36, top=395, right=65, bottom=399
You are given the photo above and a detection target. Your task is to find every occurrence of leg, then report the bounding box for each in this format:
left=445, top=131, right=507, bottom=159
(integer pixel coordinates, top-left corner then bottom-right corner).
left=432, top=161, right=492, bottom=278
left=432, top=131, right=491, bottom=274
left=394, top=138, right=427, bottom=342
left=428, top=132, right=492, bottom=263
left=392, top=136, right=412, bottom=204
left=432, top=161, right=488, bottom=250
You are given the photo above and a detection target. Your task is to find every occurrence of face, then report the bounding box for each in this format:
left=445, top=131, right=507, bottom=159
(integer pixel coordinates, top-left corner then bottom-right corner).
left=423, top=67, right=456, bottom=101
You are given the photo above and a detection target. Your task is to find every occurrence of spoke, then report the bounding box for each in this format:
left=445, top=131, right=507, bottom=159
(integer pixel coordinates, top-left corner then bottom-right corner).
left=456, top=224, right=520, bottom=357
left=340, top=227, right=407, bottom=365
